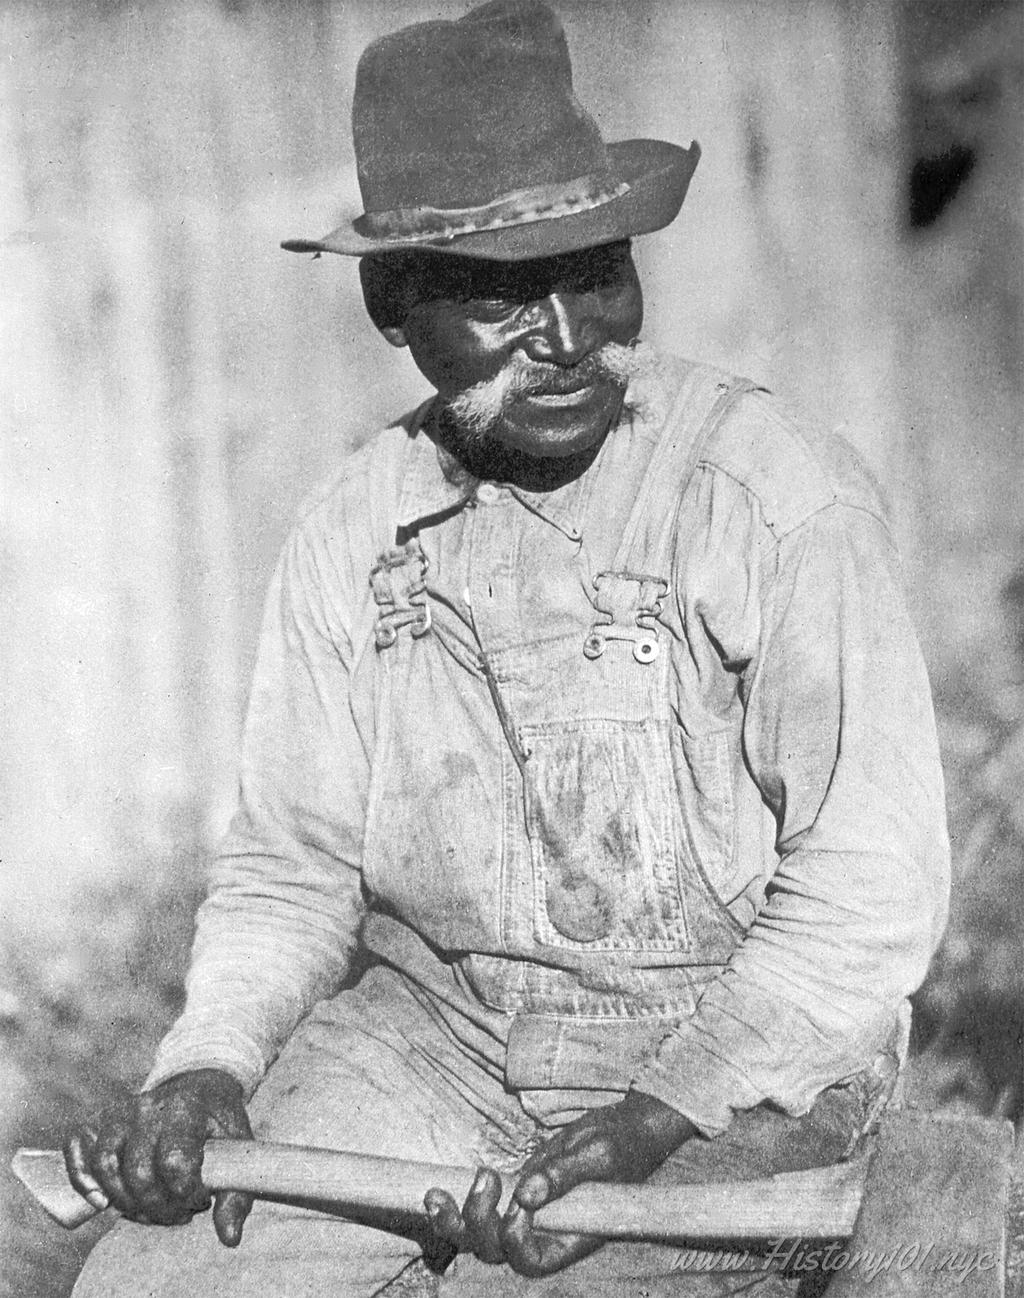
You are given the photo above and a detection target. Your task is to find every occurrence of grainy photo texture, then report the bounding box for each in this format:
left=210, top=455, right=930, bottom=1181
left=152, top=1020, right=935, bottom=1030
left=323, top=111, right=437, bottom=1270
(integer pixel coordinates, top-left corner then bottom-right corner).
left=2, top=2, right=1022, bottom=1296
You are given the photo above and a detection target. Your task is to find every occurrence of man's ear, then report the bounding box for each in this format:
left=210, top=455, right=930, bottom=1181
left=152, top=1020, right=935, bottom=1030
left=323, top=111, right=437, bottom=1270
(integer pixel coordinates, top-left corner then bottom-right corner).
left=360, top=255, right=414, bottom=347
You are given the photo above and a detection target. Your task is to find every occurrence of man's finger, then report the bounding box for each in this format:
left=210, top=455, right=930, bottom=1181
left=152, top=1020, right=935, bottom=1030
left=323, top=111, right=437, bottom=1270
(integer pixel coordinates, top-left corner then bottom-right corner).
left=90, top=1131, right=136, bottom=1217
left=501, top=1201, right=602, bottom=1277
left=513, top=1138, right=610, bottom=1209
left=424, top=1188, right=466, bottom=1247
left=121, top=1141, right=186, bottom=1225
left=212, top=1189, right=253, bottom=1248
left=154, top=1134, right=209, bottom=1207
left=460, top=1168, right=505, bottom=1265
left=514, top=1129, right=571, bottom=1182
left=64, top=1132, right=110, bottom=1212
left=515, top=1169, right=554, bottom=1209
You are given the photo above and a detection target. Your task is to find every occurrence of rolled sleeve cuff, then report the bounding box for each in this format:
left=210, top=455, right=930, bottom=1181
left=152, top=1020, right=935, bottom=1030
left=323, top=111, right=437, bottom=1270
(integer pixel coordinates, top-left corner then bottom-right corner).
left=630, top=981, right=897, bottom=1138
left=631, top=1029, right=765, bottom=1137
left=143, top=1017, right=268, bottom=1100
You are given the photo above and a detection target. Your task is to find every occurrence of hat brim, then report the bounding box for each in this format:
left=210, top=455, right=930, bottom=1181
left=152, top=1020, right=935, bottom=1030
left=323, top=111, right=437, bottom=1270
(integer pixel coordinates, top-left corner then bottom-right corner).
left=281, top=138, right=699, bottom=261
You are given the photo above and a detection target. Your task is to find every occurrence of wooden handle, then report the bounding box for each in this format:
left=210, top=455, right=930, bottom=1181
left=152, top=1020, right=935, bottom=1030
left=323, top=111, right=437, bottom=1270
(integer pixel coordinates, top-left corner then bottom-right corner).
left=12, top=1140, right=867, bottom=1241
left=202, top=1142, right=482, bottom=1218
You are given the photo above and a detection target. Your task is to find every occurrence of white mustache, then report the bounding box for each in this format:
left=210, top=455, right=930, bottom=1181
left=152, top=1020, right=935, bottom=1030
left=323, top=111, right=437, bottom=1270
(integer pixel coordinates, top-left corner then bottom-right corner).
left=445, top=342, right=649, bottom=442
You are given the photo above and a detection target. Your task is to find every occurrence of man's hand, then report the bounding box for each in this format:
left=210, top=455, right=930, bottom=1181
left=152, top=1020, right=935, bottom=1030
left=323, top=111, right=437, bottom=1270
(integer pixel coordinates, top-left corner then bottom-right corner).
left=424, top=1091, right=697, bottom=1277
left=63, top=1068, right=254, bottom=1246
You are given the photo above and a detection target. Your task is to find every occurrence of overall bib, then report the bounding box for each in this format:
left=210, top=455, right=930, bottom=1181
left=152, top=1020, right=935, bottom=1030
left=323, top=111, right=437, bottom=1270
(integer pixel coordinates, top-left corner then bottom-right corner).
left=361, top=363, right=760, bottom=1043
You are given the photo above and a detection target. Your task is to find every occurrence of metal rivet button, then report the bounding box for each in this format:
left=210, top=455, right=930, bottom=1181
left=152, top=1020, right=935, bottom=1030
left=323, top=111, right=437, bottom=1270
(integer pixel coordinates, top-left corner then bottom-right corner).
left=475, top=482, right=502, bottom=505
left=632, top=635, right=659, bottom=663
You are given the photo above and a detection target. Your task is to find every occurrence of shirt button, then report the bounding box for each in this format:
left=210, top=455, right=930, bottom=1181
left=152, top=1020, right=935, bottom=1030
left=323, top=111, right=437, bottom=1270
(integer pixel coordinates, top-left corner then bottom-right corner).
left=475, top=482, right=502, bottom=505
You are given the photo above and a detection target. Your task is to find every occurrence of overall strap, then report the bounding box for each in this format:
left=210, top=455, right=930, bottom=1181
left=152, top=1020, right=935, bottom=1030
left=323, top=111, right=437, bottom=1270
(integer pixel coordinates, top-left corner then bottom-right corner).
left=611, top=364, right=761, bottom=578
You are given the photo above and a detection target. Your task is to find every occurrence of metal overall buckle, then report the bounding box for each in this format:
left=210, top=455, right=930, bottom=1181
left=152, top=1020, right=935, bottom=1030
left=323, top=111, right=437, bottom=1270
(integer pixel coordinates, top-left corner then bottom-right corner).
left=583, top=571, right=669, bottom=664
left=370, top=541, right=432, bottom=649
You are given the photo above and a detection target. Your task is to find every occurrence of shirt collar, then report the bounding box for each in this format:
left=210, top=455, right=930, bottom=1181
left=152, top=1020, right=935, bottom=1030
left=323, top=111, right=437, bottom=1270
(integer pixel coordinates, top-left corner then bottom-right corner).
left=507, top=473, right=588, bottom=543
left=396, top=415, right=592, bottom=543
left=395, top=402, right=476, bottom=534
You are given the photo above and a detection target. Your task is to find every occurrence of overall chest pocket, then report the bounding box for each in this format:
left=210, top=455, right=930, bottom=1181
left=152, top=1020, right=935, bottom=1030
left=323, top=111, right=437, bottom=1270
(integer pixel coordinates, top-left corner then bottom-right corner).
left=519, top=716, right=690, bottom=952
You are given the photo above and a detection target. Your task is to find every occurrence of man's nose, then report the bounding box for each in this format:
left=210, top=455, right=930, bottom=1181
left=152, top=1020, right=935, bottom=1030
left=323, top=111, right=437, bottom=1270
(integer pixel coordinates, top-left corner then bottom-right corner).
left=520, top=292, right=597, bottom=366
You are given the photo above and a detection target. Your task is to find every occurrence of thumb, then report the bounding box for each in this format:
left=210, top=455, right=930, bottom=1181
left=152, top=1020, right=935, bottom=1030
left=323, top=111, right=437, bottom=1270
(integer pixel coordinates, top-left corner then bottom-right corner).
left=514, top=1139, right=609, bottom=1209
left=204, top=1084, right=254, bottom=1247
left=213, top=1189, right=253, bottom=1247
left=514, top=1169, right=555, bottom=1209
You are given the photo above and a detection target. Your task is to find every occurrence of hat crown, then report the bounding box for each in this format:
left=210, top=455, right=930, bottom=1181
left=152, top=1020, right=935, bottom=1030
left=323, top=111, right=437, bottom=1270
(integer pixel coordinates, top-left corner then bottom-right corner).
left=353, top=0, right=612, bottom=214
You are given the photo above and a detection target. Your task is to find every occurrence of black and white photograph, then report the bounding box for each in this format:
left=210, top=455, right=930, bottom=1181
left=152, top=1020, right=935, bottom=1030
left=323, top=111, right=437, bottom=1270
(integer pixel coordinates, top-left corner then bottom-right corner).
left=2, top=1, right=1022, bottom=1295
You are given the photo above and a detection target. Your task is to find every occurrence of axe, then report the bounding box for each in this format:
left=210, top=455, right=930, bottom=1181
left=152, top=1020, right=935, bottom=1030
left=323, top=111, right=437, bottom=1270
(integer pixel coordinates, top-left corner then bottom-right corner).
left=13, top=1138, right=864, bottom=1242
left=14, top=1114, right=1024, bottom=1296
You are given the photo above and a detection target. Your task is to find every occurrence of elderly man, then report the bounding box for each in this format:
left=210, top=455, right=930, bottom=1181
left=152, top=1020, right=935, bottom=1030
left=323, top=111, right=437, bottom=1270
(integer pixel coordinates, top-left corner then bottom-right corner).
left=67, top=3, right=950, bottom=1295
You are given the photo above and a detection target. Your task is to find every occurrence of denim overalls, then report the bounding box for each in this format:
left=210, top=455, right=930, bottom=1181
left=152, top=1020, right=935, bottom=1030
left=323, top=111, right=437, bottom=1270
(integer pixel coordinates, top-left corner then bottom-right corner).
left=361, top=363, right=759, bottom=1034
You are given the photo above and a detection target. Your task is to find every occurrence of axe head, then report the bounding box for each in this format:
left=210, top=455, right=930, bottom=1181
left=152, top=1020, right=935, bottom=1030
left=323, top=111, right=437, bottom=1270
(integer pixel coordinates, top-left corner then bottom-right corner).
left=826, top=1109, right=1013, bottom=1298
left=11, top=1148, right=99, bottom=1229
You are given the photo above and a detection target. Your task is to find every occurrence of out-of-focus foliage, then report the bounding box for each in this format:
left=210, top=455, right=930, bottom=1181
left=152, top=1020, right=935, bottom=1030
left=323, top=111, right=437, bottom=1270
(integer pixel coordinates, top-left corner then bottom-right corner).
left=2, top=867, right=203, bottom=1121
left=1, top=854, right=205, bottom=1298
left=910, top=568, right=1024, bottom=1121
left=911, top=775, right=1024, bottom=1118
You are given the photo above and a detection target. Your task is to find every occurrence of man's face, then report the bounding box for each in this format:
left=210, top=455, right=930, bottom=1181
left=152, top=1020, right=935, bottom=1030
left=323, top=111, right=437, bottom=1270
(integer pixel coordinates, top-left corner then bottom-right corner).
left=394, top=241, right=644, bottom=460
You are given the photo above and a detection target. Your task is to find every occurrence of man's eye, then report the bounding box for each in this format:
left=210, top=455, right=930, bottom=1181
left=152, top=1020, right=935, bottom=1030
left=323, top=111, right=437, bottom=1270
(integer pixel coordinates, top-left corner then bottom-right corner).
left=465, top=297, right=518, bottom=317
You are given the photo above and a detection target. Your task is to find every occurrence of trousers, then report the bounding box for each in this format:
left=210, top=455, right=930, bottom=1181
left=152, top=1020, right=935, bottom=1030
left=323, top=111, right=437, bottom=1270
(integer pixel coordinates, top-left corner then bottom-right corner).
left=72, top=965, right=886, bottom=1298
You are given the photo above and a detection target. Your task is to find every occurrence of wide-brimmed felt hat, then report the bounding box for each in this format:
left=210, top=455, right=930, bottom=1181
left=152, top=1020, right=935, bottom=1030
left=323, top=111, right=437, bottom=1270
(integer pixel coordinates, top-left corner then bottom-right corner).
left=282, top=0, right=700, bottom=261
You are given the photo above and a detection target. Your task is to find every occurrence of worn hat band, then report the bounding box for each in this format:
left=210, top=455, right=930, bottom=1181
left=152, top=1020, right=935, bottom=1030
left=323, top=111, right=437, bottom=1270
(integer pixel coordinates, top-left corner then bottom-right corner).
left=353, top=173, right=630, bottom=245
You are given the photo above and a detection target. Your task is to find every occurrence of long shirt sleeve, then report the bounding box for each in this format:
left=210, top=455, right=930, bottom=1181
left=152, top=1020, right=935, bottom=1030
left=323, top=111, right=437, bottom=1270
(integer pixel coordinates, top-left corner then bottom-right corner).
left=632, top=449, right=951, bottom=1134
left=146, top=519, right=370, bottom=1097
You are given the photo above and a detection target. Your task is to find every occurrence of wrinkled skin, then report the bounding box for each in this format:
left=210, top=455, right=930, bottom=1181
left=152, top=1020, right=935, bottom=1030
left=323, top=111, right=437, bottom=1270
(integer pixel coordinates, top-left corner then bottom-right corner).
left=365, top=239, right=645, bottom=484
left=64, top=1069, right=254, bottom=1246
left=424, top=1091, right=697, bottom=1275
left=65, top=1072, right=695, bottom=1271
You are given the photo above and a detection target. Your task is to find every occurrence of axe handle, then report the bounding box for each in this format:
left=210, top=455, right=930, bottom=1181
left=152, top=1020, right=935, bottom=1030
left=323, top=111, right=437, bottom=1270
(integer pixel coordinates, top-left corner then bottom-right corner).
left=12, top=1140, right=866, bottom=1242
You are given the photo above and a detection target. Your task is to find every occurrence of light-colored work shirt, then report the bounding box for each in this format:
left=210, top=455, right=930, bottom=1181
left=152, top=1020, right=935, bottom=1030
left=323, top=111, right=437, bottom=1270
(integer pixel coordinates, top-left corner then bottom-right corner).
left=147, top=352, right=950, bottom=1137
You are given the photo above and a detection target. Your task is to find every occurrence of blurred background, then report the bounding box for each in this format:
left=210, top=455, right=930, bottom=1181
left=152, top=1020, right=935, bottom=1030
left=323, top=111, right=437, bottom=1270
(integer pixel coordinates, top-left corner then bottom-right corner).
left=2, top=0, right=1022, bottom=1292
